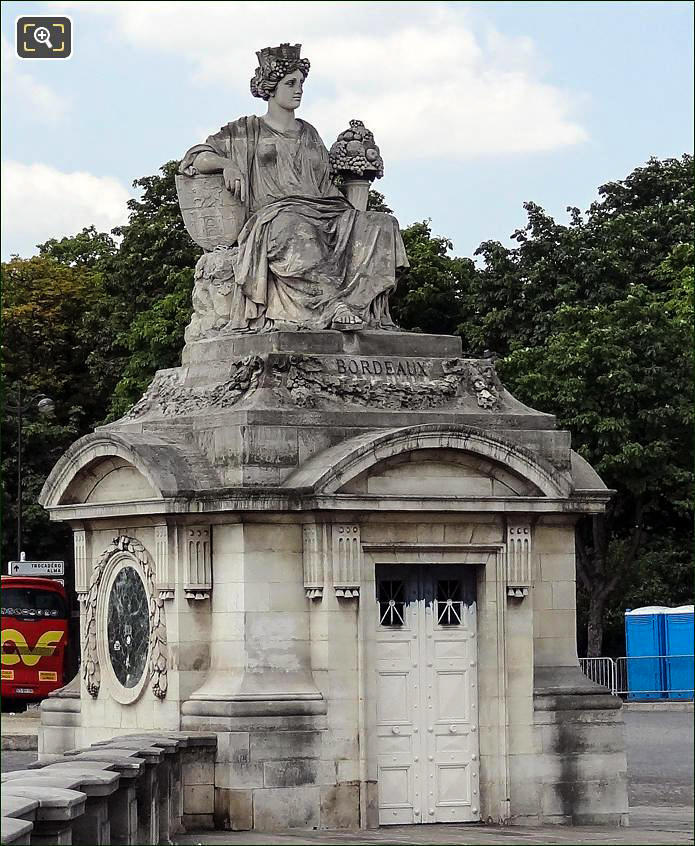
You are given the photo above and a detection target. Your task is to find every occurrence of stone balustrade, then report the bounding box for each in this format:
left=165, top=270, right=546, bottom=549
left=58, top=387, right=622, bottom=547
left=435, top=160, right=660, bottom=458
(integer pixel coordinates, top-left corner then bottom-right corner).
left=1, top=731, right=216, bottom=846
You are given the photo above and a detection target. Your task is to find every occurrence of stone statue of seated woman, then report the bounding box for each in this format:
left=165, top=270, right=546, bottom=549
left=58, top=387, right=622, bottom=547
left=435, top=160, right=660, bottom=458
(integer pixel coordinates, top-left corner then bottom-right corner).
left=177, top=43, right=408, bottom=340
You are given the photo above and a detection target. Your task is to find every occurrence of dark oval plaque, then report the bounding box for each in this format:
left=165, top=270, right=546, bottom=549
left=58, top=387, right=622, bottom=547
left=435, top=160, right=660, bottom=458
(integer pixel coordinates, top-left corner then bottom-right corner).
left=107, top=566, right=149, bottom=689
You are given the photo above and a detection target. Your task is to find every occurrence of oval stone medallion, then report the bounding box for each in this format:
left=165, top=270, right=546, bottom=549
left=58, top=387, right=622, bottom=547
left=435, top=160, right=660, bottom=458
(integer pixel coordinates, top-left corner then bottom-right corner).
left=107, top=566, right=149, bottom=688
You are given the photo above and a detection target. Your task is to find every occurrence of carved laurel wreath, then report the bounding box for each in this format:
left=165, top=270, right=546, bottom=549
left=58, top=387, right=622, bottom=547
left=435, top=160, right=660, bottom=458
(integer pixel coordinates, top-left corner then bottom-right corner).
left=82, top=535, right=168, bottom=700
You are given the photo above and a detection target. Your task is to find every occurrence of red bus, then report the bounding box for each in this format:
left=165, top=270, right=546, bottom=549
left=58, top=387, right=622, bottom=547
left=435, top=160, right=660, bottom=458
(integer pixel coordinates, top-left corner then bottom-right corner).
left=1, top=576, right=68, bottom=704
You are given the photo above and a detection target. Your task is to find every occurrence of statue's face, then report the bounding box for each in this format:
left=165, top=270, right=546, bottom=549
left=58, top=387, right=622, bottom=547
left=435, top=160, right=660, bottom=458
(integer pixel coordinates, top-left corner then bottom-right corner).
left=271, top=69, right=304, bottom=110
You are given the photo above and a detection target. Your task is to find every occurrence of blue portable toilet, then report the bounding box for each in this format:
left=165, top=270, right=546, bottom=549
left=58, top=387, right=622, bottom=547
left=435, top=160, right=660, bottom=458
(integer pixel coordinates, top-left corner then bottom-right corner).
left=663, top=605, right=694, bottom=700
left=625, top=607, right=666, bottom=700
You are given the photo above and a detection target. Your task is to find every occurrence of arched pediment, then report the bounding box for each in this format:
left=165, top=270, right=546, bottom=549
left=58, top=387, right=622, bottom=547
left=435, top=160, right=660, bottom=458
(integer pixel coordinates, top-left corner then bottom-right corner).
left=60, top=456, right=159, bottom=504
left=39, top=431, right=218, bottom=509
left=283, top=424, right=573, bottom=499
left=340, top=448, right=542, bottom=497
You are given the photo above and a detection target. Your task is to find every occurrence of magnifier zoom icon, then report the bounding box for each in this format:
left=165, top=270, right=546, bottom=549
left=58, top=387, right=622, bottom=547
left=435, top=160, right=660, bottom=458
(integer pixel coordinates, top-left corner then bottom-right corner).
left=34, top=26, right=53, bottom=49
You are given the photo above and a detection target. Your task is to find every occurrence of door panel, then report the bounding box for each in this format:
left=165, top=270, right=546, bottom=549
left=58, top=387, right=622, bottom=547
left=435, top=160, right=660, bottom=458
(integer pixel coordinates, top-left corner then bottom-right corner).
left=375, top=563, right=479, bottom=825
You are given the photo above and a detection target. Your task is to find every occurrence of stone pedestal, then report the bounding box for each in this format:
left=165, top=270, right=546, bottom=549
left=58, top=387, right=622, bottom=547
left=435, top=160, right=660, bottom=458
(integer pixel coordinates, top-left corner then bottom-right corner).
left=39, top=329, right=626, bottom=831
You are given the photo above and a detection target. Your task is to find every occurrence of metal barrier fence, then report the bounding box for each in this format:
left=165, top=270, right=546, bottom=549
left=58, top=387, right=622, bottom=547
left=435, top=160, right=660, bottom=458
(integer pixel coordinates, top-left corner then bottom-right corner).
left=579, top=655, right=694, bottom=700
left=579, top=657, right=617, bottom=694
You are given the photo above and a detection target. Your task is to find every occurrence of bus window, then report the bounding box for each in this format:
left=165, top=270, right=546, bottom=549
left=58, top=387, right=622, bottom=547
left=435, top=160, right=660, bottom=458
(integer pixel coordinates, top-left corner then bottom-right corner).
left=2, top=588, right=67, bottom=621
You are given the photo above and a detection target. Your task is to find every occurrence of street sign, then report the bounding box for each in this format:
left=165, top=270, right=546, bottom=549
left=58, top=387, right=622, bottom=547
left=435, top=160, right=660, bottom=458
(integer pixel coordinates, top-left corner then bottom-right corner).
left=7, top=560, right=64, bottom=577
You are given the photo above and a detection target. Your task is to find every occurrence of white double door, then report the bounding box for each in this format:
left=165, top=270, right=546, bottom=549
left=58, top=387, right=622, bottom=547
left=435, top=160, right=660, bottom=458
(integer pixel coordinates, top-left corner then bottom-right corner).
left=374, top=563, right=480, bottom=825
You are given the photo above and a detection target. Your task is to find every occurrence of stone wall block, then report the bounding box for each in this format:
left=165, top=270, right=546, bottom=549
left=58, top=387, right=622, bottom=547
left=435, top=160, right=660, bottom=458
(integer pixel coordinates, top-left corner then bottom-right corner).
left=183, top=783, right=214, bottom=815
left=365, top=781, right=379, bottom=829
left=245, top=425, right=298, bottom=466
left=249, top=731, right=322, bottom=762
left=216, top=732, right=250, bottom=764
left=215, top=762, right=264, bottom=790
left=253, top=786, right=321, bottom=830
left=320, top=782, right=360, bottom=829
left=263, top=759, right=319, bottom=788
left=214, top=787, right=253, bottom=831
left=539, top=722, right=626, bottom=756
left=182, top=757, right=214, bottom=786
left=540, top=776, right=629, bottom=819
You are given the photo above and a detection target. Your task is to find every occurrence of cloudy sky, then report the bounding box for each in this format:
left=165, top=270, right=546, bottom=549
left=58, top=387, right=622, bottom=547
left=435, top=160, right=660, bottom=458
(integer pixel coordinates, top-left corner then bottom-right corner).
left=2, top=1, right=693, bottom=260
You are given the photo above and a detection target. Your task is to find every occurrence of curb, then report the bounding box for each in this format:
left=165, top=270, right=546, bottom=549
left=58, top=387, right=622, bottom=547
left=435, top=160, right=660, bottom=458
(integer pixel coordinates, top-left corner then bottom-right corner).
left=623, top=700, right=693, bottom=712
left=1, top=734, right=39, bottom=751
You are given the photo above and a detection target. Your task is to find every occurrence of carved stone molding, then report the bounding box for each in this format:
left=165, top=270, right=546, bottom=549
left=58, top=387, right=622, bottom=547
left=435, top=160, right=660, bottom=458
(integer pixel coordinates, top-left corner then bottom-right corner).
left=270, top=354, right=504, bottom=411
left=83, top=535, right=168, bottom=700
left=73, top=529, right=88, bottom=595
left=155, top=523, right=175, bottom=599
left=273, top=354, right=460, bottom=410
left=303, top=523, right=362, bottom=600
left=302, top=524, right=329, bottom=599
left=125, top=355, right=264, bottom=419
left=442, top=359, right=501, bottom=410
left=506, top=523, right=532, bottom=599
left=184, top=526, right=212, bottom=599
left=333, top=524, right=362, bottom=598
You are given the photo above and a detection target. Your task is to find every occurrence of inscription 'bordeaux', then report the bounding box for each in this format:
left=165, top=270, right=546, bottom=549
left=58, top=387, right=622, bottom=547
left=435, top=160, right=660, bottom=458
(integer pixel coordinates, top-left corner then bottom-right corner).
left=335, top=358, right=429, bottom=378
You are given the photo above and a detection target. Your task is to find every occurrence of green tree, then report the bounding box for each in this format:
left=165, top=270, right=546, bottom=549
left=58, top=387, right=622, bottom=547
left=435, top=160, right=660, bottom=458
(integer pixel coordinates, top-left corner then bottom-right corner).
left=38, top=224, right=117, bottom=268
left=464, top=155, right=694, bottom=356
left=36, top=179, right=199, bottom=422
left=462, top=155, right=694, bottom=655
left=390, top=221, right=476, bottom=336
left=1, top=255, right=109, bottom=565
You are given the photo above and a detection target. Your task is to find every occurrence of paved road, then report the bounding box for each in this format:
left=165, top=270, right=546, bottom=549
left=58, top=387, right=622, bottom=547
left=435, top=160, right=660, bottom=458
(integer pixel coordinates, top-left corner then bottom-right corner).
left=625, top=711, right=694, bottom=807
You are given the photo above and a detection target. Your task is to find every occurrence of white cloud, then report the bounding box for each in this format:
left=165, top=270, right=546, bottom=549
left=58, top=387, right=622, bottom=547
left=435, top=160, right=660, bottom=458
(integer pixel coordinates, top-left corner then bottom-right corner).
left=65, top=1, right=587, bottom=158
left=1, top=34, right=70, bottom=122
left=1, top=161, right=131, bottom=258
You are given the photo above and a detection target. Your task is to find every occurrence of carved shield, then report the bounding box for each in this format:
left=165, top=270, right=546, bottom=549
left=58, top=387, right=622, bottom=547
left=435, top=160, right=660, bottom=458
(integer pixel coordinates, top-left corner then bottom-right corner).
left=175, top=173, right=246, bottom=251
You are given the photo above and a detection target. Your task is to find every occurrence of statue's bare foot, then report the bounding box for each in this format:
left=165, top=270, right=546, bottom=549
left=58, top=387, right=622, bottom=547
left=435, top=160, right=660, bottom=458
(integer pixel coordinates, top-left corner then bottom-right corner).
left=331, top=304, right=364, bottom=332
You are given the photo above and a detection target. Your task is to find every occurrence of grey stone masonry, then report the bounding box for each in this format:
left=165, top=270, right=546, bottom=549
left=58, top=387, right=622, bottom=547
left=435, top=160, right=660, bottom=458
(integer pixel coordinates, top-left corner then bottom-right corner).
left=0, top=817, right=33, bottom=846
left=37, top=326, right=623, bottom=832
left=4, top=732, right=217, bottom=844
left=40, top=330, right=605, bottom=510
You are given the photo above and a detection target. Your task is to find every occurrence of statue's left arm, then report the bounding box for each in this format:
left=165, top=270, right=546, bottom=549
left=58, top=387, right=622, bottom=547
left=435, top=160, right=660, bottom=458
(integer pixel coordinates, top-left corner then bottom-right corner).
left=179, top=118, right=260, bottom=203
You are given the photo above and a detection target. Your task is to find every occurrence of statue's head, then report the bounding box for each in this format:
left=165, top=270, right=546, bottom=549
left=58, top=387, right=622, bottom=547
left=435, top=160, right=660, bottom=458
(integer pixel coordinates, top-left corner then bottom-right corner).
left=250, top=43, right=310, bottom=107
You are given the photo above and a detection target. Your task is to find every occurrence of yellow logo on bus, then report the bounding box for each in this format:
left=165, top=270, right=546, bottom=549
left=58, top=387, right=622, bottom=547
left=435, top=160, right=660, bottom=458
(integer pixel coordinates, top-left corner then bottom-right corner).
left=1, top=669, right=14, bottom=680
left=1, top=630, right=63, bottom=667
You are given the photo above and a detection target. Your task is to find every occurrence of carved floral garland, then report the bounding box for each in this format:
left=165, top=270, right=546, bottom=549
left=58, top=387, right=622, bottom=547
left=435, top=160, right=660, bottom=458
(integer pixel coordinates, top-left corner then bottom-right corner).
left=82, top=535, right=168, bottom=700
left=271, top=355, right=502, bottom=411
left=124, top=355, right=264, bottom=419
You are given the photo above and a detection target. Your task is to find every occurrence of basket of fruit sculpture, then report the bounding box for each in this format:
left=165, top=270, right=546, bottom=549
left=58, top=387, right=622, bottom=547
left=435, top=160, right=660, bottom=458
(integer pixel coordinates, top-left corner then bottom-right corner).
left=329, top=119, right=384, bottom=182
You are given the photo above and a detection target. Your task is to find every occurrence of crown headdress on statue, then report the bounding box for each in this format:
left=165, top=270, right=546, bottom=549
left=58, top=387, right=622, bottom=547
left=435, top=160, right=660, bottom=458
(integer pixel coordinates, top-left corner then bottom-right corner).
left=250, top=43, right=310, bottom=100
left=256, top=43, right=303, bottom=68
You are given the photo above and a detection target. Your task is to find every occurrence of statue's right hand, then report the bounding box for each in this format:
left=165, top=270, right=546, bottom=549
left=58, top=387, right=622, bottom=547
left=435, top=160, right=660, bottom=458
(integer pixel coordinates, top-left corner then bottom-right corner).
left=222, top=165, right=246, bottom=204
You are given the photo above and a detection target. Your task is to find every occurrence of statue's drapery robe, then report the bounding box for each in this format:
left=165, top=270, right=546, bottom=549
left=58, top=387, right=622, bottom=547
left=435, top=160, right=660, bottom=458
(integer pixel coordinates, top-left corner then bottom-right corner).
left=180, top=116, right=408, bottom=330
